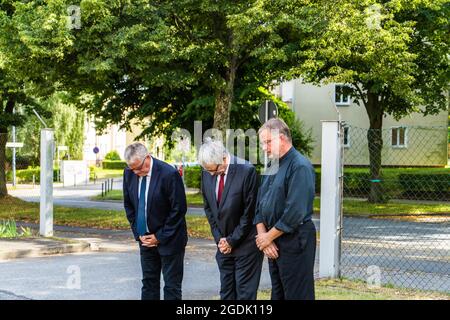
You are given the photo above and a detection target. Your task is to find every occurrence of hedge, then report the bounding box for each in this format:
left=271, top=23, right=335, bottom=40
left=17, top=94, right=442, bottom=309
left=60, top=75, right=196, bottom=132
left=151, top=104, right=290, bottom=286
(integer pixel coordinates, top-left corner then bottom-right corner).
left=6, top=167, right=59, bottom=183
left=181, top=165, right=449, bottom=201
left=102, top=160, right=127, bottom=170
left=184, top=166, right=201, bottom=189
left=398, top=174, right=450, bottom=200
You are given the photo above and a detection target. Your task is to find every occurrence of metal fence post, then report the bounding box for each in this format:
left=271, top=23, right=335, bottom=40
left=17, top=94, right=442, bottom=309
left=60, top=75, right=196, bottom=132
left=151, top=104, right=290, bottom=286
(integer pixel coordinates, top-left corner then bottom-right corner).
left=39, top=129, right=54, bottom=237
left=319, top=121, right=343, bottom=278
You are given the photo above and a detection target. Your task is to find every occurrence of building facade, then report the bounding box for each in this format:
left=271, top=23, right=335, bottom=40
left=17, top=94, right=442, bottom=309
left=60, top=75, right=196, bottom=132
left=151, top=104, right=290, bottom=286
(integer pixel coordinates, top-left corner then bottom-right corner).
left=276, top=80, right=448, bottom=166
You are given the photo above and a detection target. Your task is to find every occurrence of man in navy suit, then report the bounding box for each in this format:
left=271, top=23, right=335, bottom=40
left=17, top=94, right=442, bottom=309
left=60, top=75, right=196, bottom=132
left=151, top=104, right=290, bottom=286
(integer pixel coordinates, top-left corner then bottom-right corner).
left=198, top=138, right=263, bottom=300
left=123, top=142, right=187, bottom=300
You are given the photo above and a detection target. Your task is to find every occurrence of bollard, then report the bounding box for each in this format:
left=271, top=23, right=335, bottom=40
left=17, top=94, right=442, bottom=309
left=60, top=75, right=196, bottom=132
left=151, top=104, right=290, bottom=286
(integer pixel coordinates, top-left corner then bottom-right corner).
left=101, top=182, right=104, bottom=197
left=111, top=178, right=114, bottom=192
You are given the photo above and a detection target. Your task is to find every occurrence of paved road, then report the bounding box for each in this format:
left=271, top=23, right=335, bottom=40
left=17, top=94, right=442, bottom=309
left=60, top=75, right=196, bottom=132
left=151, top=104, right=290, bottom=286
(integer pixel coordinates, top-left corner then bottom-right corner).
left=0, top=238, right=280, bottom=300
left=6, top=181, right=450, bottom=293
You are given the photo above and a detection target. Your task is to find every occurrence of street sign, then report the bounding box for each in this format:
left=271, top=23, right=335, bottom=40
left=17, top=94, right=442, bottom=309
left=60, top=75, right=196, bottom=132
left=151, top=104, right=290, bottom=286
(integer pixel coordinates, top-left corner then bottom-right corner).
left=6, top=142, right=24, bottom=148
left=58, top=146, right=68, bottom=151
left=258, top=100, right=278, bottom=124
left=93, top=147, right=100, bottom=154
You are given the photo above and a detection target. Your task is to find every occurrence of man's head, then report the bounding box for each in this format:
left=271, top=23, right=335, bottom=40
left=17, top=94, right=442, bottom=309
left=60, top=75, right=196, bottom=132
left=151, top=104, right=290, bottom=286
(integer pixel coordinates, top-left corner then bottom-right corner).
left=258, top=118, right=293, bottom=159
left=124, top=142, right=151, bottom=177
left=198, top=138, right=229, bottom=176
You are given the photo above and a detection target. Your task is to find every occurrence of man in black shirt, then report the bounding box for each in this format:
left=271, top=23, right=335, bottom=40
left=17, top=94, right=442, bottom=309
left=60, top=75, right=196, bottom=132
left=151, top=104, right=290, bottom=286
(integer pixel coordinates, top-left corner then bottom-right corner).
left=254, top=118, right=317, bottom=300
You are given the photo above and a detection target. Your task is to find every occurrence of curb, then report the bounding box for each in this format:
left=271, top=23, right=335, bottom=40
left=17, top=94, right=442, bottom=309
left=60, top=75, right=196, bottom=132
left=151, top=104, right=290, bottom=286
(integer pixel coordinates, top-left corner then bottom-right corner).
left=0, top=242, right=91, bottom=261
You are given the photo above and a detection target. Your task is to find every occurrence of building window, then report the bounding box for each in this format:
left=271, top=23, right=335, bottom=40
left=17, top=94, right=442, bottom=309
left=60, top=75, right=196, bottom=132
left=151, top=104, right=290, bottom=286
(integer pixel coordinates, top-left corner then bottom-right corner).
left=343, top=126, right=350, bottom=147
left=335, top=84, right=351, bottom=105
left=391, top=127, right=407, bottom=148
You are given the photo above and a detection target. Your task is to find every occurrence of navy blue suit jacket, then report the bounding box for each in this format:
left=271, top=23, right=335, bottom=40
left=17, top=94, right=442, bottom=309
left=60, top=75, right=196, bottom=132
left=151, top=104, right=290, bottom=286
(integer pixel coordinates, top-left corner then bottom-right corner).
left=123, top=157, right=188, bottom=256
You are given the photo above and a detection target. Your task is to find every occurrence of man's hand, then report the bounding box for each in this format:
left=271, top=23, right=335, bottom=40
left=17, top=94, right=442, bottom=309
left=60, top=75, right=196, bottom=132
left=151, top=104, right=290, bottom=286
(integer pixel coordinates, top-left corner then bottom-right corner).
left=263, top=242, right=279, bottom=260
left=140, top=234, right=159, bottom=247
left=218, top=237, right=232, bottom=255
left=255, top=231, right=274, bottom=251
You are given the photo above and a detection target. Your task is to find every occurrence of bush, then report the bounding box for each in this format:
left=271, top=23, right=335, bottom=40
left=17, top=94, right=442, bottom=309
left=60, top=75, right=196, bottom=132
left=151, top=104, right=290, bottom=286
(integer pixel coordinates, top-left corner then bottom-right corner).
left=104, top=150, right=122, bottom=161
left=343, top=172, right=372, bottom=197
left=102, top=160, right=127, bottom=170
left=5, top=154, right=37, bottom=170
left=184, top=166, right=201, bottom=189
left=6, top=167, right=59, bottom=183
left=398, top=174, right=450, bottom=200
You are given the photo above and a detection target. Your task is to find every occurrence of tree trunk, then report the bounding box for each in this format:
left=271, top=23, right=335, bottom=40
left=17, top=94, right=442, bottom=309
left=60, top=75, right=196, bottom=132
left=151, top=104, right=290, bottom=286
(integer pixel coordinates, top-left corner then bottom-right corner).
left=0, top=97, right=16, bottom=197
left=213, top=57, right=237, bottom=134
left=365, top=92, right=386, bottom=203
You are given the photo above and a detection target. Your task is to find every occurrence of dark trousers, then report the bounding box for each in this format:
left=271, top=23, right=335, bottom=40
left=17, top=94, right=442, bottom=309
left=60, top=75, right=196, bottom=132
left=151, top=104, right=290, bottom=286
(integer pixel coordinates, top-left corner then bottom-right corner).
left=269, top=220, right=316, bottom=300
left=139, top=244, right=184, bottom=300
left=216, top=249, right=264, bottom=300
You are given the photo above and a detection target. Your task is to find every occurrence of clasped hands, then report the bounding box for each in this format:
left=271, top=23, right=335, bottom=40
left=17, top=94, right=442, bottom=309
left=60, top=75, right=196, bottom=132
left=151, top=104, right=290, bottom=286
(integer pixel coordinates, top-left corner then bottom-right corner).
left=255, top=231, right=279, bottom=260
left=218, top=237, right=232, bottom=254
left=139, top=234, right=159, bottom=247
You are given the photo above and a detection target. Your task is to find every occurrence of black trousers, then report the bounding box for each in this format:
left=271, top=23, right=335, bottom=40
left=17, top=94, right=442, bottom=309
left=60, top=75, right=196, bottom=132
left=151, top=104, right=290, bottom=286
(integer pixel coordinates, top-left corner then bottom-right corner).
left=269, top=220, right=316, bottom=300
left=139, top=244, right=185, bottom=300
left=216, top=249, right=264, bottom=300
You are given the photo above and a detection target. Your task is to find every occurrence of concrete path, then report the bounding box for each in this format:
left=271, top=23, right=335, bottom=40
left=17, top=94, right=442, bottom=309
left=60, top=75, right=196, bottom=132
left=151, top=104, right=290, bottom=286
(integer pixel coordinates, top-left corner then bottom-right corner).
left=0, top=238, right=278, bottom=300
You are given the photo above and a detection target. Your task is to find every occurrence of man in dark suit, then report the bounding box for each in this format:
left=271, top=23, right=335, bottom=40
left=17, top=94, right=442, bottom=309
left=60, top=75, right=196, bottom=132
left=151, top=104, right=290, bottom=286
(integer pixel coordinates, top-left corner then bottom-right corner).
left=198, top=138, right=263, bottom=300
left=123, top=142, right=187, bottom=300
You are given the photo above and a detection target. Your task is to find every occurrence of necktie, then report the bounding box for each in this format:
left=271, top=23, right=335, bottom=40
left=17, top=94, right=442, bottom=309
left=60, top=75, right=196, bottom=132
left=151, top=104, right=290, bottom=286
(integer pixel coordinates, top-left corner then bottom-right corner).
left=217, top=173, right=225, bottom=206
left=137, top=177, right=147, bottom=236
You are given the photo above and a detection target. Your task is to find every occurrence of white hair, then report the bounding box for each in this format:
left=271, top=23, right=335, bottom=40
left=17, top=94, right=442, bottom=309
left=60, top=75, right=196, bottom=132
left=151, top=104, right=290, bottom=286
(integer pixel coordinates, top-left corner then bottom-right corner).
left=124, top=142, right=148, bottom=164
left=198, top=138, right=228, bottom=166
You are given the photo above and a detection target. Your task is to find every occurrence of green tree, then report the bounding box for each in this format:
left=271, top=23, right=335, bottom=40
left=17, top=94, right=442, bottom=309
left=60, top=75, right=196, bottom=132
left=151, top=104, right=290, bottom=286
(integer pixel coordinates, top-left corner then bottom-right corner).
left=0, top=0, right=73, bottom=196
left=54, top=0, right=316, bottom=138
left=295, top=0, right=449, bottom=202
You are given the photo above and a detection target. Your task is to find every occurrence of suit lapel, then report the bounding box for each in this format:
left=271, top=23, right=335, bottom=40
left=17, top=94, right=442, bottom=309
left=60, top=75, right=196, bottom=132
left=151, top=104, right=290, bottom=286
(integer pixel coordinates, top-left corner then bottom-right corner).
left=218, top=160, right=236, bottom=211
left=207, top=172, right=219, bottom=214
left=146, top=157, right=160, bottom=214
left=133, top=173, right=139, bottom=209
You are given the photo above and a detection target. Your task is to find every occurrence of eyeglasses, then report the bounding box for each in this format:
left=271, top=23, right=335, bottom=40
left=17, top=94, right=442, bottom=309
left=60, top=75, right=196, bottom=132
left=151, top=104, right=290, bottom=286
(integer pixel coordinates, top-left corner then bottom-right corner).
left=205, top=164, right=220, bottom=175
left=128, top=155, right=149, bottom=172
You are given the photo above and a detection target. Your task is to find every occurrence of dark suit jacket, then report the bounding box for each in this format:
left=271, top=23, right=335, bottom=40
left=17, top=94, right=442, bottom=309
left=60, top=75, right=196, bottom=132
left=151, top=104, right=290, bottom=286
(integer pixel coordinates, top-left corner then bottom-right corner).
left=201, top=156, right=259, bottom=257
left=123, top=157, right=188, bottom=256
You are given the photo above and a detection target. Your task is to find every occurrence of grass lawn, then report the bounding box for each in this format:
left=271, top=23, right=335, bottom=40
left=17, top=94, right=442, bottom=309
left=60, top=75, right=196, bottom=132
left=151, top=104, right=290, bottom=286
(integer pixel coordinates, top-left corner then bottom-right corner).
left=0, top=195, right=212, bottom=239
left=91, top=169, right=124, bottom=180
left=257, top=278, right=449, bottom=300
left=91, top=189, right=124, bottom=201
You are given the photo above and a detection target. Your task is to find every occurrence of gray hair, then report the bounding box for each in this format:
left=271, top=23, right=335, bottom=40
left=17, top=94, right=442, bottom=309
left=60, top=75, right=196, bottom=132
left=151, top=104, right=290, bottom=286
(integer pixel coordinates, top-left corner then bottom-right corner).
left=124, top=142, right=148, bottom=164
left=258, top=118, right=292, bottom=142
left=198, top=138, right=228, bottom=166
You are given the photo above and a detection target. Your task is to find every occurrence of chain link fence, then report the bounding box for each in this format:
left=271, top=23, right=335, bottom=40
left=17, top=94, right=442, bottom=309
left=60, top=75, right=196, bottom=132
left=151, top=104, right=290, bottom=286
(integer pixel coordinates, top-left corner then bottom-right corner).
left=339, top=124, right=450, bottom=294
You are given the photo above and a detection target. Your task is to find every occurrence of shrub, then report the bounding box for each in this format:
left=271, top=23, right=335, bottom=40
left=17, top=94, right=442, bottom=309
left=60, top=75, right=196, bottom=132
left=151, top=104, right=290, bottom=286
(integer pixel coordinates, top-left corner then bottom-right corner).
left=104, top=150, right=122, bottom=161
left=184, top=166, right=201, bottom=189
left=6, top=167, right=59, bottom=183
left=398, top=173, right=450, bottom=200
left=102, top=160, right=127, bottom=170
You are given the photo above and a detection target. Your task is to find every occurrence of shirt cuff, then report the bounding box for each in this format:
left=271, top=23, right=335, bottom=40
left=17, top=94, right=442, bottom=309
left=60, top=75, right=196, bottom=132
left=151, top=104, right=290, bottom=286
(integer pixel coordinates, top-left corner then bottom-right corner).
left=253, top=214, right=264, bottom=225
left=274, top=220, right=295, bottom=234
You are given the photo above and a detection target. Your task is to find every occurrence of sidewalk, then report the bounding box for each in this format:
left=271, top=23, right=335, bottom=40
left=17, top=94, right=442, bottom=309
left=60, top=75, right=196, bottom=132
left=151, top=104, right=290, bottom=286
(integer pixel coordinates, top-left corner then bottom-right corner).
left=0, top=222, right=137, bottom=262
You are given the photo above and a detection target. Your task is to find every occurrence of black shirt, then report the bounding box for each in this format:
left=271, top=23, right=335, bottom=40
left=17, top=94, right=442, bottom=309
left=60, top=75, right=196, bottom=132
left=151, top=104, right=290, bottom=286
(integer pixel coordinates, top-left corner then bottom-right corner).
left=254, top=147, right=315, bottom=233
